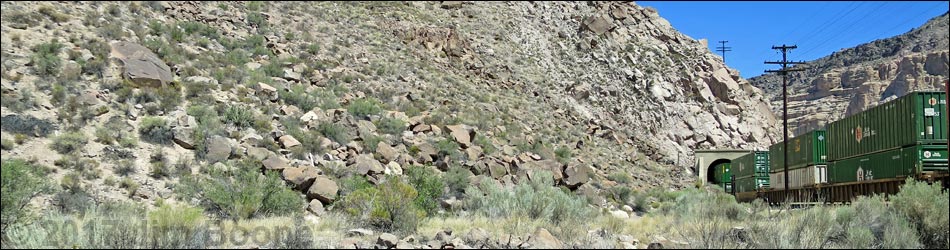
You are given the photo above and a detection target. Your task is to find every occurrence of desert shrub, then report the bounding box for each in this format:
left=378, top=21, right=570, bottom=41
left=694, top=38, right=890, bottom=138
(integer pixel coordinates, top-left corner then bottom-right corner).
left=114, top=160, right=136, bottom=176
left=347, top=98, right=382, bottom=119
left=139, top=116, right=172, bottom=144
left=434, top=139, right=461, bottom=160
left=270, top=216, right=315, bottom=249
left=177, top=159, right=304, bottom=219
left=1, top=115, right=56, bottom=137
left=317, top=122, right=350, bottom=144
left=1, top=159, right=54, bottom=238
left=38, top=5, right=69, bottom=23
left=444, top=165, right=471, bottom=197
left=607, top=172, right=632, bottom=184
left=890, top=178, right=949, bottom=249
left=31, top=40, right=64, bottom=77
left=187, top=104, right=224, bottom=160
left=1, top=138, right=13, bottom=150
left=472, top=134, right=496, bottom=155
left=339, top=175, right=373, bottom=197
left=156, top=84, right=183, bottom=113
left=405, top=166, right=445, bottom=215
left=223, top=105, right=255, bottom=128
left=50, top=131, right=88, bottom=154
left=147, top=202, right=210, bottom=248
left=375, top=117, right=407, bottom=135
left=606, top=185, right=633, bottom=205
left=120, top=178, right=140, bottom=197
left=465, top=170, right=592, bottom=226
left=554, top=146, right=572, bottom=164
left=338, top=175, right=424, bottom=234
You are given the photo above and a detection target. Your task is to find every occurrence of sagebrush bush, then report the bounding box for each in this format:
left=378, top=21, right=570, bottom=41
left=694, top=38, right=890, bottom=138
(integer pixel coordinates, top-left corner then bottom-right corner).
left=1, top=114, right=56, bottom=137
left=347, top=98, right=382, bottom=119
left=317, top=122, right=350, bottom=144
left=51, top=131, right=88, bottom=154
left=375, top=117, right=407, bottom=135
left=139, top=116, right=172, bottom=144
left=473, top=134, right=497, bottom=155
left=147, top=202, right=210, bottom=248
left=32, top=40, right=64, bottom=77
left=1, top=138, right=13, bottom=150
left=890, top=178, right=949, bottom=249
left=339, top=175, right=424, bottom=234
left=465, top=171, right=592, bottom=226
left=223, top=105, right=254, bottom=128
left=444, top=165, right=471, bottom=197
left=177, top=159, right=303, bottom=219
left=406, top=165, right=445, bottom=216
left=1, top=159, right=53, bottom=238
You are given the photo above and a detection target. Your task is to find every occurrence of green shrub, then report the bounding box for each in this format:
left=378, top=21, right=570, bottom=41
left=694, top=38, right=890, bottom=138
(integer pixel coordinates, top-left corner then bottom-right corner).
left=31, top=40, right=64, bottom=77
left=554, top=146, right=572, bottom=164
left=444, top=165, right=471, bottom=197
left=38, top=5, right=69, bottom=23
left=363, top=134, right=383, bottom=153
left=606, top=185, right=633, bottom=205
left=339, top=175, right=424, bottom=234
left=177, top=159, right=304, bottom=219
left=115, top=160, right=136, bottom=176
left=120, top=177, right=140, bottom=197
left=223, top=105, right=255, bottom=128
left=375, top=117, right=407, bottom=135
left=147, top=203, right=210, bottom=248
left=339, top=175, right=373, bottom=196
left=607, top=172, right=632, bottom=184
left=139, top=116, right=172, bottom=144
left=473, top=134, right=496, bottom=155
left=1, top=159, right=54, bottom=237
left=50, top=131, right=88, bottom=154
left=0, top=115, right=55, bottom=137
left=317, top=122, right=350, bottom=144
left=1, top=138, right=13, bottom=150
left=157, top=84, right=183, bottom=113
left=435, top=139, right=461, bottom=160
left=347, top=98, right=382, bottom=119
left=406, top=166, right=445, bottom=216
left=890, top=178, right=949, bottom=249
left=465, top=171, right=592, bottom=226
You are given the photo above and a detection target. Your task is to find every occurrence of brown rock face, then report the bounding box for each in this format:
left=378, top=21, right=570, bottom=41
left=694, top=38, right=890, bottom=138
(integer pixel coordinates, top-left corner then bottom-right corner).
left=109, top=41, right=174, bottom=87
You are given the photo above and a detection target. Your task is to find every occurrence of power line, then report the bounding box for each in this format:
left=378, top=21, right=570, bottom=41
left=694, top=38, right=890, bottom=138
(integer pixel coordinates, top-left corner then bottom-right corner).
left=793, top=1, right=866, bottom=49
left=716, top=40, right=732, bottom=63
left=796, top=1, right=890, bottom=59
left=764, top=45, right=806, bottom=203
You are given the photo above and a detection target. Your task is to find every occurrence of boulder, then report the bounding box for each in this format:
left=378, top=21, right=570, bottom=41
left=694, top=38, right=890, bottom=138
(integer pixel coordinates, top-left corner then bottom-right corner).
left=377, top=233, right=399, bottom=248
left=355, top=154, right=384, bottom=175
left=529, top=228, right=562, bottom=249
left=465, top=146, right=483, bottom=162
left=246, top=147, right=275, bottom=161
left=611, top=210, right=629, bottom=219
left=172, top=127, right=195, bottom=149
left=346, top=228, right=375, bottom=237
left=564, top=164, right=593, bottom=188
left=582, top=15, right=614, bottom=35
left=307, top=176, right=339, bottom=204
left=376, top=142, right=397, bottom=163
left=384, top=161, right=403, bottom=176
left=279, top=135, right=301, bottom=149
left=206, top=135, right=233, bottom=163
left=308, top=199, right=326, bottom=216
left=109, top=41, right=173, bottom=87
left=282, top=166, right=319, bottom=189
left=262, top=156, right=291, bottom=170
left=446, top=124, right=472, bottom=148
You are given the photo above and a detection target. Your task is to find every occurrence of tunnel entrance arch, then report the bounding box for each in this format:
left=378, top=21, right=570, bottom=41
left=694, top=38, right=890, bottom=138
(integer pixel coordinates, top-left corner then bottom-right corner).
left=694, top=149, right=753, bottom=187
left=707, top=158, right=732, bottom=184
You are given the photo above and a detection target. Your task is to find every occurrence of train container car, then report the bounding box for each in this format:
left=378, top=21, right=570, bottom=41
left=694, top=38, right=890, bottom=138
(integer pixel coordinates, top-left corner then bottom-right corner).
left=827, top=91, right=947, bottom=161
left=734, top=176, right=769, bottom=193
left=712, top=162, right=733, bottom=193
left=769, top=130, right=827, bottom=172
left=733, top=151, right=770, bottom=179
left=769, top=165, right=828, bottom=190
left=829, top=144, right=948, bottom=184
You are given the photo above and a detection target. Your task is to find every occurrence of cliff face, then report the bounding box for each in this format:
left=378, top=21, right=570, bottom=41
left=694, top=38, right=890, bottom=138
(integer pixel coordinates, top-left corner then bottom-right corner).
left=750, top=13, right=949, bottom=136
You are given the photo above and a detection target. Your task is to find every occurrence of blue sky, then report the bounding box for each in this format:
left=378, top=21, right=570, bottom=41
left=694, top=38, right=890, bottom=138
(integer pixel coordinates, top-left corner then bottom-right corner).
left=636, top=1, right=950, bottom=79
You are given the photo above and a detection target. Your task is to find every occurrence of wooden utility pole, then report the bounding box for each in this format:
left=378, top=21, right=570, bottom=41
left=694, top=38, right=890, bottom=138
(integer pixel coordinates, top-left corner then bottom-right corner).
left=765, top=44, right=806, bottom=203
left=716, top=40, right=732, bottom=63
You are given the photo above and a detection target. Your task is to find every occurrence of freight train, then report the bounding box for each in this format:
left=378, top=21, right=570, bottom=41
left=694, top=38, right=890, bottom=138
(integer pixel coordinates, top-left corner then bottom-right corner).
left=711, top=91, right=949, bottom=204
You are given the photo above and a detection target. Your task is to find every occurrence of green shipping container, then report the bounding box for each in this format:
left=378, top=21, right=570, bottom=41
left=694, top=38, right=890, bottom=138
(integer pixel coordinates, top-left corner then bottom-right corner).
left=828, top=144, right=948, bottom=184
left=734, top=176, right=770, bottom=193
left=733, top=151, right=770, bottom=179
left=769, top=130, right=827, bottom=172
left=827, top=91, right=947, bottom=161
left=712, top=162, right=732, bottom=184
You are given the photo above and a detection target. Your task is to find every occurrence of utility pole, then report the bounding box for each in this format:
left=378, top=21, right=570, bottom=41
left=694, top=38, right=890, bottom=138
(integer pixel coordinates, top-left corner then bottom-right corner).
left=716, top=40, right=732, bottom=63
left=765, top=44, right=806, bottom=204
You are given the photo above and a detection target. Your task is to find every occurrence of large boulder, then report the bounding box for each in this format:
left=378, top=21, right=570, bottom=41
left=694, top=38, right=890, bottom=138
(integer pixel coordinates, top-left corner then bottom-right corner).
left=308, top=199, right=326, bottom=216
left=564, top=164, right=593, bottom=188
left=262, top=155, right=291, bottom=170
left=282, top=166, right=319, bottom=189
left=528, top=228, right=562, bottom=249
left=355, top=154, right=384, bottom=175
left=205, top=135, right=233, bottom=163
left=581, top=15, right=614, bottom=35
left=109, top=41, right=174, bottom=87
left=307, top=176, right=339, bottom=204
left=376, top=142, right=397, bottom=163
left=446, top=124, right=473, bottom=148
left=377, top=233, right=399, bottom=248
left=279, top=135, right=301, bottom=149
left=172, top=127, right=195, bottom=149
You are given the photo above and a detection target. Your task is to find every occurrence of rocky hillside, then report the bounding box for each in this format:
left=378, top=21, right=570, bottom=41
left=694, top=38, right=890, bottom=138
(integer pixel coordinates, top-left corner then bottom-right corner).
left=2, top=1, right=778, bottom=248
left=750, top=12, right=949, bottom=135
